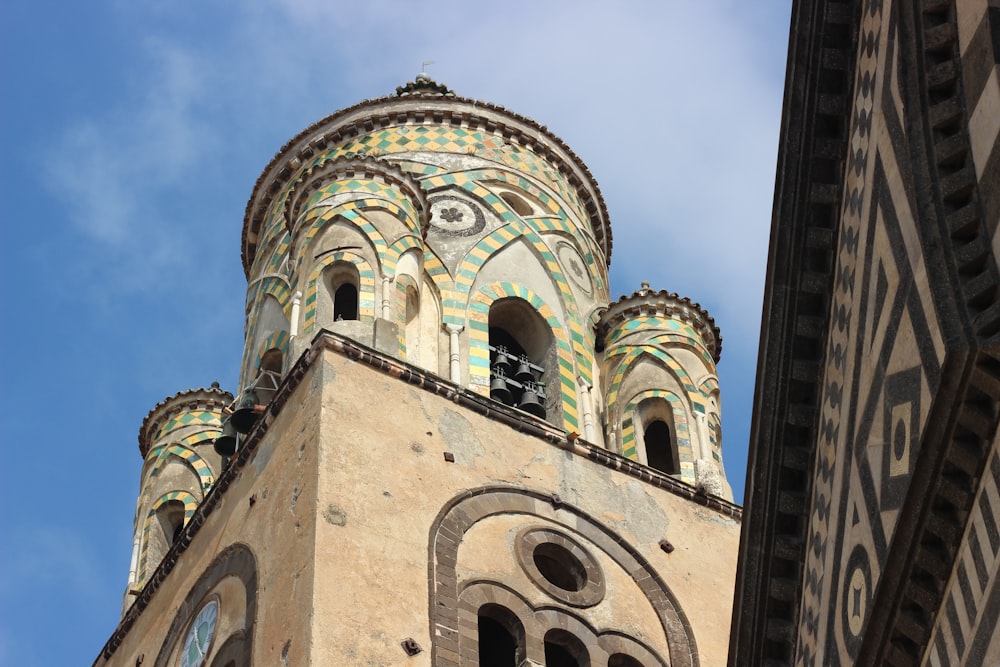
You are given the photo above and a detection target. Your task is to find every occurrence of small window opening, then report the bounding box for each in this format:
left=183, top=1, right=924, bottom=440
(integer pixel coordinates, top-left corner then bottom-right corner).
left=325, top=260, right=361, bottom=323
left=157, top=500, right=186, bottom=548
left=477, top=604, right=524, bottom=667
left=500, top=192, right=533, bottom=216
left=544, top=629, right=588, bottom=667
left=334, top=283, right=359, bottom=321
left=609, top=654, right=645, bottom=667
left=533, top=542, right=587, bottom=592
left=644, top=419, right=677, bottom=474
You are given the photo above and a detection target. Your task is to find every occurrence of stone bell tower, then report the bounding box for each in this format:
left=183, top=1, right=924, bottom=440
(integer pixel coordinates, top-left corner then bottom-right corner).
left=98, top=75, right=740, bottom=667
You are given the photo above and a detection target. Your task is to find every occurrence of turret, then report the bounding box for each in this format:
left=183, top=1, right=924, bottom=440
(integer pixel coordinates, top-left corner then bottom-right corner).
left=124, top=384, right=232, bottom=612
left=597, top=282, right=731, bottom=500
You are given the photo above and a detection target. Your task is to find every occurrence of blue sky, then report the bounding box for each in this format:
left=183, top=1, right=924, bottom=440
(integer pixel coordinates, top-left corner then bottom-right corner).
left=0, top=1, right=791, bottom=664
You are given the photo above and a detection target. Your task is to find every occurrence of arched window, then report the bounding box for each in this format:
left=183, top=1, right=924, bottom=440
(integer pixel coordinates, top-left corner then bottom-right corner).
left=636, top=397, right=680, bottom=475
left=488, top=297, right=556, bottom=423
left=477, top=604, right=524, bottom=667
left=609, top=653, right=645, bottom=667
left=544, top=629, right=588, bottom=667
left=146, top=499, right=186, bottom=574
left=500, top=191, right=533, bottom=216
left=158, top=500, right=186, bottom=547
left=325, top=261, right=360, bottom=322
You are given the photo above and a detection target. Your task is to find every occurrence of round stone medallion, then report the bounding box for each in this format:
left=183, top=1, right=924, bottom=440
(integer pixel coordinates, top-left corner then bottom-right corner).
left=557, top=241, right=592, bottom=295
left=429, top=195, right=486, bottom=237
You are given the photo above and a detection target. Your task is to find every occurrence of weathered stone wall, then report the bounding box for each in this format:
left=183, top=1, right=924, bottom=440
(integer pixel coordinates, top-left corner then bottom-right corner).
left=98, top=340, right=740, bottom=666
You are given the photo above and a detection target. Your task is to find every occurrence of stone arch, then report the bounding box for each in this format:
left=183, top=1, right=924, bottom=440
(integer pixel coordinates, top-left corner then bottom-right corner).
left=470, top=282, right=577, bottom=431
left=153, top=543, right=258, bottom=667
left=605, top=347, right=708, bottom=418
left=138, top=491, right=199, bottom=586
left=619, top=390, right=694, bottom=483
left=146, top=444, right=215, bottom=493
left=303, top=251, right=376, bottom=332
left=254, top=330, right=290, bottom=371
left=428, top=486, right=698, bottom=667
left=385, top=234, right=423, bottom=277
left=447, top=218, right=591, bottom=380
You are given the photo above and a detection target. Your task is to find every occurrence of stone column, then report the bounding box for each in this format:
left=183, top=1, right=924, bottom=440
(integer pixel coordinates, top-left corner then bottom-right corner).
left=446, top=323, right=464, bottom=385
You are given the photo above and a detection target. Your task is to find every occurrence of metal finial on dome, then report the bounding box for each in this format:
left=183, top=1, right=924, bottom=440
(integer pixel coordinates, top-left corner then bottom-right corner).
left=417, top=60, right=435, bottom=83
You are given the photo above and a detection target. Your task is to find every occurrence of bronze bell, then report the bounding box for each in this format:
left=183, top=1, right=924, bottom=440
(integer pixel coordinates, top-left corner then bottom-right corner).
left=513, top=356, right=536, bottom=384
left=490, top=369, right=514, bottom=405
left=518, top=382, right=546, bottom=418
left=230, top=390, right=262, bottom=434
left=492, top=345, right=513, bottom=376
left=214, top=415, right=238, bottom=456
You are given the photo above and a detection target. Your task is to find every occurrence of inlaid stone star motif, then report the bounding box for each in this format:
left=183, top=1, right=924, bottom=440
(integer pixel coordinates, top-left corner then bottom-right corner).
left=568, top=257, right=583, bottom=278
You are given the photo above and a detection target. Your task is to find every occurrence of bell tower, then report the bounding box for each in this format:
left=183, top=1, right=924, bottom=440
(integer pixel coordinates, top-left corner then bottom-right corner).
left=99, top=76, right=740, bottom=667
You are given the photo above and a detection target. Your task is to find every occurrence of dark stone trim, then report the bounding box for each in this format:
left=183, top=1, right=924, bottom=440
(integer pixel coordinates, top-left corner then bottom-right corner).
left=427, top=487, right=689, bottom=667
left=728, top=1, right=860, bottom=663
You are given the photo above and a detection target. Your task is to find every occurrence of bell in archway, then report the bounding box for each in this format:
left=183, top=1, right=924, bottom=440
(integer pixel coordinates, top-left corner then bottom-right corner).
left=491, top=345, right=513, bottom=376
left=213, top=415, right=238, bottom=457
left=513, top=356, right=536, bottom=384
left=230, top=390, right=262, bottom=434
left=490, top=369, right=514, bottom=405
left=518, top=382, right=546, bottom=418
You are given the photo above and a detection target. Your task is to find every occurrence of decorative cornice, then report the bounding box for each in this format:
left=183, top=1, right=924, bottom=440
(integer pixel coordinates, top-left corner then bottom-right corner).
left=597, top=283, right=722, bottom=363
left=138, top=385, right=233, bottom=457
left=242, top=82, right=612, bottom=277
left=728, top=0, right=859, bottom=663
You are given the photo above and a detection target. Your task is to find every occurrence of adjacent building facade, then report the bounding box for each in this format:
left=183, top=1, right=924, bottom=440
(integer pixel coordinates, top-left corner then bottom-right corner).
left=96, top=75, right=740, bottom=666
left=731, top=0, right=1000, bottom=665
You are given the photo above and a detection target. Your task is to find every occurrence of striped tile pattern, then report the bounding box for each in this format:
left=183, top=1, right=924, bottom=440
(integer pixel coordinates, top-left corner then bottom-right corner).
left=255, top=329, right=290, bottom=369
left=605, top=346, right=713, bottom=419
left=153, top=410, right=221, bottom=442
left=926, top=451, right=1000, bottom=665
left=146, top=443, right=215, bottom=493
left=303, top=251, right=377, bottom=333
left=137, top=490, right=199, bottom=586
left=619, top=389, right=696, bottom=483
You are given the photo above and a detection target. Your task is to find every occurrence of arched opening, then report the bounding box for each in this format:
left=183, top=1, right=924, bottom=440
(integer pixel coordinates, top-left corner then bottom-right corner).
left=477, top=604, right=524, bottom=667
left=325, top=261, right=360, bottom=322
left=636, top=397, right=680, bottom=475
left=255, top=348, right=283, bottom=405
left=146, top=499, right=187, bottom=576
left=609, top=653, right=645, bottom=667
left=544, top=629, right=589, bottom=667
left=500, top=191, right=533, bottom=216
left=488, top=297, right=557, bottom=423
left=644, top=419, right=676, bottom=474
left=158, top=500, right=186, bottom=546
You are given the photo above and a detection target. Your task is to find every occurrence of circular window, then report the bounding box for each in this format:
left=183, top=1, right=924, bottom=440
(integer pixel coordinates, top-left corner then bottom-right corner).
left=533, top=542, right=587, bottom=591
left=516, top=527, right=605, bottom=607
